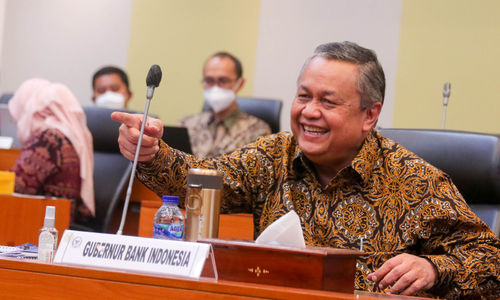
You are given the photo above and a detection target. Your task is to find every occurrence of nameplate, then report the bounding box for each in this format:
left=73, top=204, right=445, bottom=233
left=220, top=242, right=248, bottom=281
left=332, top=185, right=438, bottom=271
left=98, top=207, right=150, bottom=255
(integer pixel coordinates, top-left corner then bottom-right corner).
left=54, top=230, right=210, bottom=279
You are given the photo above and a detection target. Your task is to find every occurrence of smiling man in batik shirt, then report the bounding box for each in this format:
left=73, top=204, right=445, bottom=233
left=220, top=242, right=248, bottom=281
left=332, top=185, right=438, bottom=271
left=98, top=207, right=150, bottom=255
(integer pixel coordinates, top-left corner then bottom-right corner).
left=112, top=42, right=499, bottom=299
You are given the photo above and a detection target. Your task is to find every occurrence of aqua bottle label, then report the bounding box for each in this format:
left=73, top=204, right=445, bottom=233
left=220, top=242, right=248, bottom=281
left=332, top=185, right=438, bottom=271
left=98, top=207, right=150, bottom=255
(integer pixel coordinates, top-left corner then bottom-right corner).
left=153, top=223, right=183, bottom=240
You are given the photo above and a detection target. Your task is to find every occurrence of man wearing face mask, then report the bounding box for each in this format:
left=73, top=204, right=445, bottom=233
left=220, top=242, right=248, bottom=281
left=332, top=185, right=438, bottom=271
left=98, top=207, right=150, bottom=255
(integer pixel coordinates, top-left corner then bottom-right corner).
left=92, top=66, right=133, bottom=109
left=179, top=52, right=271, bottom=158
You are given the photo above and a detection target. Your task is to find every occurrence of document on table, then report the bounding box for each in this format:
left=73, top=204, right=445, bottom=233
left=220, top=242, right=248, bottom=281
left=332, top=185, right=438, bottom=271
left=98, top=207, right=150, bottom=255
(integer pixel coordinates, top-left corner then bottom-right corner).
left=0, top=243, right=38, bottom=259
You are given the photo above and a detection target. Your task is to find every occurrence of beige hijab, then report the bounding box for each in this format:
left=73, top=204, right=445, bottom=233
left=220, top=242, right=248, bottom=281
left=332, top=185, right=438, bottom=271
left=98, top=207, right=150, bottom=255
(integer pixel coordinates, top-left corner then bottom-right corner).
left=9, top=78, right=95, bottom=215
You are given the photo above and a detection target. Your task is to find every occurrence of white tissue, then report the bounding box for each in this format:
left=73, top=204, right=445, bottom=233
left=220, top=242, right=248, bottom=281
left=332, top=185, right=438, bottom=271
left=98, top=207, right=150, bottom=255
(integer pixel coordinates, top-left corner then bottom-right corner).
left=255, top=210, right=306, bottom=248
left=0, top=136, right=13, bottom=149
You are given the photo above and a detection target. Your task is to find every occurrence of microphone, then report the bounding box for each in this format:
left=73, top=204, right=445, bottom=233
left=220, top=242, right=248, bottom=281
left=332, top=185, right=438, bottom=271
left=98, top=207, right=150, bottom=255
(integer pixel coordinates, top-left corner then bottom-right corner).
left=117, top=65, right=163, bottom=235
left=441, top=82, right=451, bottom=129
left=442, top=82, right=451, bottom=106
left=146, top=64, right=162, bottom=100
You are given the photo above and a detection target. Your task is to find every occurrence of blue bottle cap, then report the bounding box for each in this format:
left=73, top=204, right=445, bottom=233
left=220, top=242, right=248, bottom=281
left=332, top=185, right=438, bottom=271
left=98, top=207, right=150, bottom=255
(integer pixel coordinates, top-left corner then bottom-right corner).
left=162, top=195, right=179, bottom=204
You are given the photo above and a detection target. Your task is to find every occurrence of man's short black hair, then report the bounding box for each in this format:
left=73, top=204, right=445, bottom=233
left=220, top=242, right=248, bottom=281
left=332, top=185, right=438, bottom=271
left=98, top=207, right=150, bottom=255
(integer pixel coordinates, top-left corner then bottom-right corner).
left=92, top=66, right=130, bottom=89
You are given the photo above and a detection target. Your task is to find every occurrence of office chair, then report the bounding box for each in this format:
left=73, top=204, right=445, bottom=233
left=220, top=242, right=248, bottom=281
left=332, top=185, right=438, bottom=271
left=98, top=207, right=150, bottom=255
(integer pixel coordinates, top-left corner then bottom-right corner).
left=81, top=106, right=132, bottom=232
left=82, top=106, right=191, bottom=232
left=0, top=93, right=13, bottom=104
left=378, top=128, right=500, bottom=235
left=203, top=97, right=283, bottom=133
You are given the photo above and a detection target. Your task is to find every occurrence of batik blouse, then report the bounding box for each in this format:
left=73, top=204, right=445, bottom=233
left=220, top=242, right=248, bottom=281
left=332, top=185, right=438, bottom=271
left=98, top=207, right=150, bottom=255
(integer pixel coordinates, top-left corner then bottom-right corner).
left=13, top=128, right=92, bottom=223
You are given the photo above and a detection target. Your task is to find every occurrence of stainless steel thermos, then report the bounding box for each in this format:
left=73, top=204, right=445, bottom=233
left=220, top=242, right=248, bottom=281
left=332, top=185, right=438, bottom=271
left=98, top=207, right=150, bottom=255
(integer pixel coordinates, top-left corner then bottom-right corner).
left=184, top=168, right=223, bottom=241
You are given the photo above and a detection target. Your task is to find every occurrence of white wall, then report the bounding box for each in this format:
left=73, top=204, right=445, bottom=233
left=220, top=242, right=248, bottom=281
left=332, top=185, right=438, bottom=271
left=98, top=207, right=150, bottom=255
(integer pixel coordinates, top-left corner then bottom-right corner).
left=0, top=0, right=402, bottom=130
left=254, top=0, right=403, bottom=131
left=0, top=0, right=132, bottom=105
left=0, top=0, right=7, bottom=74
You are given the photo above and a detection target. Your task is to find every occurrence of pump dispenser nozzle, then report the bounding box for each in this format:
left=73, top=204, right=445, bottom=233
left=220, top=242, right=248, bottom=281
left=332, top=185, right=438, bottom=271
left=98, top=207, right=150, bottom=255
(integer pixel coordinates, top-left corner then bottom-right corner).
left=43, top=206, right=56, bottom=228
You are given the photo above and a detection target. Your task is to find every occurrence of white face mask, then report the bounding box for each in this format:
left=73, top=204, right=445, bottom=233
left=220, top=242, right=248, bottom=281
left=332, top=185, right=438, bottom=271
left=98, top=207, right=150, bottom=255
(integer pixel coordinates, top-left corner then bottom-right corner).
left=95, top=91, right=125, bottom=109
left=203, top=79, right=241, bottom=113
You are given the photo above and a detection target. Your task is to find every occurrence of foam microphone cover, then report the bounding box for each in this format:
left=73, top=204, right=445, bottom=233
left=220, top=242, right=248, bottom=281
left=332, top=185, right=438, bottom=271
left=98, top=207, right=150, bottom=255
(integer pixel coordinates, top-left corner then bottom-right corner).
left=146, top=64, right=162, bottom=87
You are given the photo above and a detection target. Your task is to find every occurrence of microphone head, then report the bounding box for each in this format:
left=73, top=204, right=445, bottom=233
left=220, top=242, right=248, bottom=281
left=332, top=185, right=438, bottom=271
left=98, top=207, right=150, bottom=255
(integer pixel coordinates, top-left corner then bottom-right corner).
left=443, top=82, right=451, bottom=98
left=146, top=64, right=162, bottom=87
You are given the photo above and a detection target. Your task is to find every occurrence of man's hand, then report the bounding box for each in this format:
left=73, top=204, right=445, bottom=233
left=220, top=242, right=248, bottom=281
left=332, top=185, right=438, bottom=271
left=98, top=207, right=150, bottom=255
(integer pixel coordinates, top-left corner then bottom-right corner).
left=368, top=253, right=437, bottom=296
left=111, top=112, right=164, bottom=162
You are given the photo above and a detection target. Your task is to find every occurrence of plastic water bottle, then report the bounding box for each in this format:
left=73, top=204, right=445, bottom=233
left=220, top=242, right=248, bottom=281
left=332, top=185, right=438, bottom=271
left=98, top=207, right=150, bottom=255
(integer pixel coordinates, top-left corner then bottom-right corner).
left=153, top=195, right=184, bottom=240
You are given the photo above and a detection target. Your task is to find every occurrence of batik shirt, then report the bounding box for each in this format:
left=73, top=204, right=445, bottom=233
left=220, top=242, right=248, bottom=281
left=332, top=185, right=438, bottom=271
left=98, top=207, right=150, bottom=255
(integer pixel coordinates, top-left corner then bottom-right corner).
left=179, top=108, right=271, bottom=158
left=12, top=128, right=93, bottom=223
left=137, top=130, right=499, bottom=299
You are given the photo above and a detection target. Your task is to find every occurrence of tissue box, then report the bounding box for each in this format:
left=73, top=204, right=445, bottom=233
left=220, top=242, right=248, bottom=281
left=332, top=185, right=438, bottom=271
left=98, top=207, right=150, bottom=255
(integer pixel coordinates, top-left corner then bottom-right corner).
left=200, top=239, right=361, bottom=293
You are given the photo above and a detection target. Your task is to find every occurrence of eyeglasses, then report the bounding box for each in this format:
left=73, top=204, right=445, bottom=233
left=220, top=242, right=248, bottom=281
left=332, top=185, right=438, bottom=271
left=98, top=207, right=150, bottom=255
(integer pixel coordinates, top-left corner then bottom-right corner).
left=202, top=76, right=237, bottom=88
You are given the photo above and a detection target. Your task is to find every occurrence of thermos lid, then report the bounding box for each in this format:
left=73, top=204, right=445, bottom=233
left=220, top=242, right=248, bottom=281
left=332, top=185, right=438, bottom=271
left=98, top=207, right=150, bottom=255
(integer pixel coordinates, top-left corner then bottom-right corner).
left=162, top=195, right=179, bottom=204
left=187, top=168, right=223, bottom=189
left=188, top=168, right=221, bottom=176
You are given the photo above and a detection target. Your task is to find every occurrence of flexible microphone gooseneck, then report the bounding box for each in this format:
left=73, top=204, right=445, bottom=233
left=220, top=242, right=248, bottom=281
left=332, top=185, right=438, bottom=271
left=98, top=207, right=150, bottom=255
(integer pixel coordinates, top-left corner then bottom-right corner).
left=441, top=82, right=451, bottom=129
left=117, top=65, right=162, bottom=235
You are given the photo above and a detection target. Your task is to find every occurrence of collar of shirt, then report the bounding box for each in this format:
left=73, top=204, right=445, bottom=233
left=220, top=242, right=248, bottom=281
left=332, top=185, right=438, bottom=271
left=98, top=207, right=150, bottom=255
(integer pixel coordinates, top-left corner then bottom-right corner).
left=208, top=108, right=242, bottom=130
left=351, top=129, right=383, bottom=186
left=289, top=129, right=381, bottom=187
left=288, top=137, right=307, bottom=180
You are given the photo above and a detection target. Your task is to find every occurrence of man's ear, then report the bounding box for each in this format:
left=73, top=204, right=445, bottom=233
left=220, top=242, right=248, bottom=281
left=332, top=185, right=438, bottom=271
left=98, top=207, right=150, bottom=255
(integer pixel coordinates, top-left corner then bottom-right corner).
left=234, top=78, right=245, bottom=93
left=362, top=102, right=382, bottom=132
left=125, top=90, right=133, bottom=108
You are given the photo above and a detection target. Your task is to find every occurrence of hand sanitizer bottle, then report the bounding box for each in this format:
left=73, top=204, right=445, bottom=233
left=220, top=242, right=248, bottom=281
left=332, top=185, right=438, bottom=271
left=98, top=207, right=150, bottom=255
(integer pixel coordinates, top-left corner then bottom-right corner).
left=38, top=206, right=58, bottom=263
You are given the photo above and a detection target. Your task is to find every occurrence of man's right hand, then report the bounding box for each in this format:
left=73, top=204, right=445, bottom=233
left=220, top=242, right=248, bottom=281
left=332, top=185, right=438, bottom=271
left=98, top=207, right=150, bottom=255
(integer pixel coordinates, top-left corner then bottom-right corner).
left=111, top=112, right=164, bottom=162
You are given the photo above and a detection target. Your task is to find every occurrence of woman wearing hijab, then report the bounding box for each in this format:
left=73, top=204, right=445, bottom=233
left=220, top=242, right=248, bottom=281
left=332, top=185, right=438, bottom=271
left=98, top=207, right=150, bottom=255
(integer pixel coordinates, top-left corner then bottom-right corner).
left=9, top=78, right=94, bottom=223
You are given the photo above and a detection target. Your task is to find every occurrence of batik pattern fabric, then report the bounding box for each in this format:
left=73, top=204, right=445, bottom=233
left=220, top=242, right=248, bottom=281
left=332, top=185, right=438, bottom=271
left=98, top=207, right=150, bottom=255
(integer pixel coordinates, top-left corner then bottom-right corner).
left=137, top=130, right=499, bottom=299
left=12, top=128, right=93, bottom=223
left=179, top=108, right=271, bottom=158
